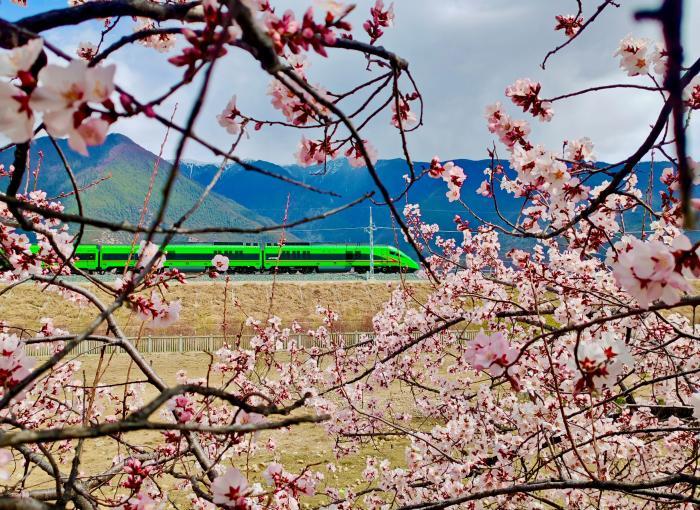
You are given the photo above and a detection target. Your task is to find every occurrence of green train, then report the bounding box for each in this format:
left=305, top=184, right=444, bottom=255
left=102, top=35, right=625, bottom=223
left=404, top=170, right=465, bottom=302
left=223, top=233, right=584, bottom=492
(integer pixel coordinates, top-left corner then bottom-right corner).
left=18, top=243, right=420, bottom=274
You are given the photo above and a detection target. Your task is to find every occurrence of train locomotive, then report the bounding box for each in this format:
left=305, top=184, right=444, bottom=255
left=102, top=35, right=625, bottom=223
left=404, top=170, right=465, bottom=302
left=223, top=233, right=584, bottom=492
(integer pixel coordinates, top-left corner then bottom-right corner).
left=21, top=243, right=421, bottom=274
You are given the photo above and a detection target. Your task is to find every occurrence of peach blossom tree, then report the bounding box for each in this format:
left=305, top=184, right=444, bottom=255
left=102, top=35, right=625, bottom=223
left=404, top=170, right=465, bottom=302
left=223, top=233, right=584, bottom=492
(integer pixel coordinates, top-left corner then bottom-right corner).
left=0, top=0, right=699, bottom=509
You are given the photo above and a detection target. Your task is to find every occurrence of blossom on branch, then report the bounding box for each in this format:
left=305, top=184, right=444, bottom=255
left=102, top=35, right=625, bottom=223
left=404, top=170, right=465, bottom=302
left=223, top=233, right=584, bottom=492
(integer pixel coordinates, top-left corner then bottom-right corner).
left=212, top=254, right=230, bottom=272
left=610, top=236, right=693, bottom=308
left=463, top=331, right=519, bottom=388
left=217, top=95, right=242, bottom=135
left=212, top=468, right=250, bottom=508
left=29, top=61, right=116, bottom=155
left=554, top=14, right=583, bottom=38
left=0, top=38, right=43, bottom=78
left=569, top=332, right=634, bottom=393
left=505, top=78, right=553, bottom=122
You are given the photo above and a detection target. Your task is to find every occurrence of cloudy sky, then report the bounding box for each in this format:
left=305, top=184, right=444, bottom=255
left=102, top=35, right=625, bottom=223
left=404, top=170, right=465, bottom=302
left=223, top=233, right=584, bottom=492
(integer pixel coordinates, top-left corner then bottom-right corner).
left=1, top=0, right=698, bottom=164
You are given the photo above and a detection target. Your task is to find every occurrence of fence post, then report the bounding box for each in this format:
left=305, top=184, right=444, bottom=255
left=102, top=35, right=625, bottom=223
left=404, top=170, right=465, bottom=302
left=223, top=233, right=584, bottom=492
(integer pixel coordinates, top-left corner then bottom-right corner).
left=148, top=336, right=152, bottom=353
left=179, top=336, right=184, bottom=353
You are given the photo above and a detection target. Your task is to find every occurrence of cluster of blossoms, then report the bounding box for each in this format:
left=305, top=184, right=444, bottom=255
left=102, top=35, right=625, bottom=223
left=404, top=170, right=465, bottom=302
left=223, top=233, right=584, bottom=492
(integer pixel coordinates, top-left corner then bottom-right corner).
left=168, top=0, right=244, bottom=80
left=264, top=6, right=350, bottom=57
left=554, top=14, right=584, bottom=38
left=0, top=39, right=117, bottom=154
left=484, top=101, right=532, bottom=151
left=427, top=157, right=466, bottom=202
left=569, top=332, right=634, bottom=394
left=608, top=234, right=700, bottom=308
left=133, top=291, right=182, bottom=328
left=133, top=18, right=177, bottom=53
left=344, top=139, right=379, bottom=168
left=0, top=332, right=35, bottom=394
left=685, top=76, right=700, bottom=110
left=217, top=95, right=242, bottom=135
left=505, top=78, right=553, bottom=121
left=390, top=94, right=419, bottom=129
left=463, top=331, right=520, bottom=389
left=363, top=0, right=395, bottom=44
left=614, top=34, right=667, bottom=76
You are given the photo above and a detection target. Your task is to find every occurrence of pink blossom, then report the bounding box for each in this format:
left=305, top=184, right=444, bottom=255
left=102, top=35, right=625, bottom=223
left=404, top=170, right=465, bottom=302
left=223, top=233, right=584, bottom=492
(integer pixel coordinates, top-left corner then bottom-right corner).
left=0, top=38, right=43, bottom=78
left=295, top=136, right=336, bottom=166
left=0, top=332, right=36, bottom=392
left=262, top=462, right=284, bottom=485
left=505, top=78, right=553, bottom=121
left=211, top=468, right=250, bottom=508
left=391, top=99, right=418, bottom=129
left=684, top=76, right=700, bottom=110
left=167, top=395, right=196, bottom=423
left=120, top=491, right=163, bottom=510
left=476, top=179, right=492, bottom=197
left=0, top=82, right=34, bottom=143
left=134, top=19, right=176, bottom=53
left=30, top=61, right=115, bottom=154
left=314, top=0, right=348, bottom=16
left=345, top=140, right=378, bottom=168
left=565, top=137, right=595, bottom=162
left=554, top=14, right=583, bottom=38
left=76, top=41, right=97, bottom=61
left=72, top=118, right=110, bottom=156
left=614, top=35, right=651, bottom=76
left=217, top=96, right=242, bottom=135
left=138, top=241, right=164, bottom=271
left=464, top=331, right=519, bottom=382
left=364, top=0, right=394, bottom=43
left=611, top=237, right=691, bottom=308
left=569, top=332, right=634, bottom=393
left=211, top=254, right=230, bottom=272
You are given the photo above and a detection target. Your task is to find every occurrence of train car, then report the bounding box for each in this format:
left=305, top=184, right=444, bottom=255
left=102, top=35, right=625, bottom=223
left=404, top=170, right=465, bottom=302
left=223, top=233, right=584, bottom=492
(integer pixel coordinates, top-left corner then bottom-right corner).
left=162, top=243, right=261, bottom=272
left=99, top=244, right=140, bottom=271
left=29, top=244, right=99, bottom=271
left=262, top=243, right=420, bottom=273
left=99, top=243, right=262, bottom=272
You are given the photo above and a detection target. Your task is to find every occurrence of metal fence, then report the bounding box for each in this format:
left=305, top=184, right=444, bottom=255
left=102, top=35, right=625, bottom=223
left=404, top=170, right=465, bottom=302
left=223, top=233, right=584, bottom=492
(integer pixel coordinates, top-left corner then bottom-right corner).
left=26, top=330, right=481, bottom=357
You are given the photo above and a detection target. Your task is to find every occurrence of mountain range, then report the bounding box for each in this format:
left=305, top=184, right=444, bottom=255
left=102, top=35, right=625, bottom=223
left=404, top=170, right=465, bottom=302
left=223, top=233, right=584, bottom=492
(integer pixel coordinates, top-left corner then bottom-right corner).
left=0, top=134, right=673, bottom=253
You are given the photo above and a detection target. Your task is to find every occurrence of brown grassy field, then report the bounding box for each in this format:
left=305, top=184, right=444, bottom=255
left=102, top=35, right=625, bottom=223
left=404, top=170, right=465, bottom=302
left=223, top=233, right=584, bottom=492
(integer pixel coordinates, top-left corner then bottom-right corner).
left=1, top=280, right=433, bottom=505
left=0, top=279, right=432, bottom=337
left=15, top=352, right=415, bottom=507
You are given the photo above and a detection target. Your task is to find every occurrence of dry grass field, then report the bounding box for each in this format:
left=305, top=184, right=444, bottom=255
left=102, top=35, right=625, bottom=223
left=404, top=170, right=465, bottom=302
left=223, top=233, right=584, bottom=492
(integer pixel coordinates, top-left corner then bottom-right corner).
left=0, top=279, right=433, bottom=337
left=1, top=280, right=434, bottom=505
left=16, top=352, right=416, bottom=507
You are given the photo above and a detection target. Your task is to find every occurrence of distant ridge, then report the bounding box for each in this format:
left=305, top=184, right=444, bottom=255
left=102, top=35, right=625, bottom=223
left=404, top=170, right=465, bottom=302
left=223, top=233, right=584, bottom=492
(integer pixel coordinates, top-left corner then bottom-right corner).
left=0, top=134, right=672, bottom=251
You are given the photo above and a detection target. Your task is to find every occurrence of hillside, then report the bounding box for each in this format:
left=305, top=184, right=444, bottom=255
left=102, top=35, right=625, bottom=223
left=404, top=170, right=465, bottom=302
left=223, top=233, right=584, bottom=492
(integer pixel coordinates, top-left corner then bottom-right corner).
left=0, top=134, right=287, bottom=243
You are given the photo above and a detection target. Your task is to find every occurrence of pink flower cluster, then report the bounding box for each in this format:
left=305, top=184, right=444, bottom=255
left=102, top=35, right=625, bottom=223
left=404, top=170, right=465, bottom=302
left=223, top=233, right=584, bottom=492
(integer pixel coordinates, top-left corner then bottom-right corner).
left=0, top=39, right=117, bottom=154
left=296, top=136, right=336, bottom=166
left=484, top=102, right=532, bottom=151
left=463, top=331, right=519, bottom=388
left=134, top=291, right=182, bottom=328
left=265, top=8, right=350, bottom=57
left=554, top=14, right=583, bottom=38
left=505, top=78, right=553, bottom=122
left=614, top=35, right=667, bottom=76
left=0, top=333, right=35, bottom=393
left=212, top=468, right=250, bottom=508
left=364, top=0, right=395, bottom=44
left=610, top=236, right=695, bottom=308
left=569, top=332, right=634, bottom=394
left=428, top=157, right=466, bottom=202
